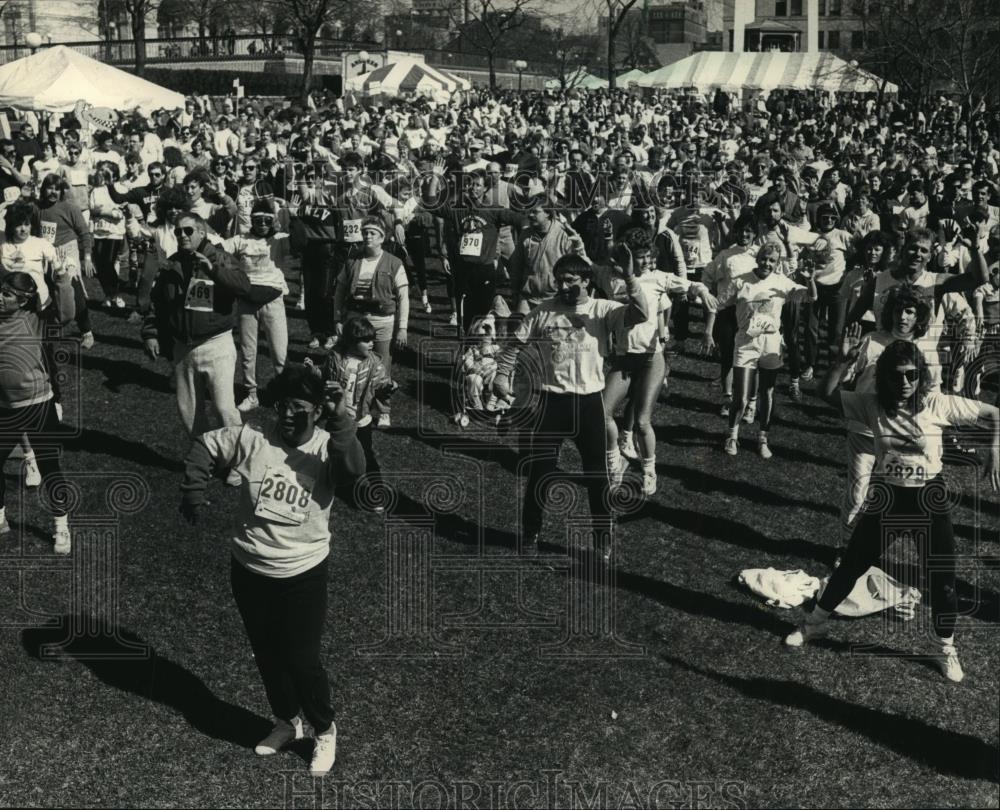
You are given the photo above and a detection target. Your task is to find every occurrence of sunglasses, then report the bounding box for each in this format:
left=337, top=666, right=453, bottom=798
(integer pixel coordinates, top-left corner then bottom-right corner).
left=890, top=368, right=920, bottom=384
left=0, top=286, right=28, bottom=298
left=274, top=401, right=314, bottom=415
left=244, top=164, right=258, bottom=170
left=173, top=226, right=196, bottom=237
left=251, top=214, right=274, bottom=222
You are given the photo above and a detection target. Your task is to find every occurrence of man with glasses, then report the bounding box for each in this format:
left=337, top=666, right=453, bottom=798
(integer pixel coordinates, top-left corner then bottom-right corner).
left=0, top=139, right=29, bottom=195
left=141, top=213, right=250, bottom=477
left=227, top=158, right=277, bottom=235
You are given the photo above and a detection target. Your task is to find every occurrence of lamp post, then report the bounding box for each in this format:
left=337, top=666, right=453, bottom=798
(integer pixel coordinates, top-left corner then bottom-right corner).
left=109, top=21, right=118, bottom=62
left=395, top=29, right=403, bottom=49
left=25, top=31, right=42, bottom=55
left=358, top=49, right=370, bottom=75
left=515, top=59, right=527, bottom=93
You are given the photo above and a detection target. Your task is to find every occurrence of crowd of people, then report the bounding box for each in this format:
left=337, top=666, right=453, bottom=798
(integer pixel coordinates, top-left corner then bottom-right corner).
left=1, top=82, right=1000, bottom=773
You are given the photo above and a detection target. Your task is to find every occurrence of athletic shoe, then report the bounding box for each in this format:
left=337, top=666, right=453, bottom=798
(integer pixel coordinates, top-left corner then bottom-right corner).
left=255, top=716, right=304, bottom=756
left=101, top=299, right=113, bottom=309
left=448, top=313, right=458, bottom=327
left=80, top=331, right=95, bottom=350
left=642, top=469, right=657, bottom=496
left=800, top=366, right=814, bottom=382
left=423, top=299, right=433, bottom=314
left=308, top=336, right=321, bottom=350
left=295, top=297, right=306, bottom=311
left=758, top=439, right=773, bottom=460
left=723, top=437, right=738, bottom=456
left=787, top=380, right=802, bottom=403
left=310, top=723, right=337, bottom=776
left=0, top=517, right=10, bottom=536
left=719, top=395, right=732, bottom=418
left=53, top=528, right=71, bottom=556
left=376, top=414, right=391, bottom=429
left=784, top=619, right=829, bottom=647
left=113, top=296, right=126, bottom=309
left=619, top=437, right=639, bottom=461
left=225, top=469, right=242, bottom=487
left=24, top=458, right=41, bottom=488
left=55, top=403, right=63, bottom=423
left=237, top=393, right=259, bottom=413
left=935, top=646, right=964, bottom=683
left=742, top=399, right=756, bottom=424
left=323, top=336, right=337, bottom=351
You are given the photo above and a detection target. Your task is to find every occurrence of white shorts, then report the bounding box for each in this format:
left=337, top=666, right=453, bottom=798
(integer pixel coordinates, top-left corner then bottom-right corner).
left=733, top=332, right=783, bottom=370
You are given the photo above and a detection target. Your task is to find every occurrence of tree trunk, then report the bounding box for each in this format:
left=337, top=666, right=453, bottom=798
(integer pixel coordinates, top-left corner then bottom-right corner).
left=132, top=14, right=146, bottom=76
left=300, top=34, right=317, bottom=103
left=607, top=27, right=617, bottom=90
left=488, top=51, right=496, bottom=90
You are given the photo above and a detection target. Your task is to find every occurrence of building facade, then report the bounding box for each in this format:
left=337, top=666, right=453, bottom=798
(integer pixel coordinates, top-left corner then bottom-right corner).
left=723, top=0, right=867, bottom=53
left=0, top=0, right=159, bottom=47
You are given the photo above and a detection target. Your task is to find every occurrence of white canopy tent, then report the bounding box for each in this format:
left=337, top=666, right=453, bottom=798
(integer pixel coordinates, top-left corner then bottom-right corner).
left=436, top=67, right=472, bottom=91
left=546, top=69, right=610, bottom=91
left=0, top=45, right=185, bottom=112
left=637, top=51, right=897, bottom=94
left=344, top=56, right=466, bottom=100
left=617, top=68, right=647, bottom=85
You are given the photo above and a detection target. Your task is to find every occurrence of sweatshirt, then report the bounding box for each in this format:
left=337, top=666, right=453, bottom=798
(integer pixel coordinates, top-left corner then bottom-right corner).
left=38, top=200, right=93, bottom=253
left=180, top=416, right=365, bottom=578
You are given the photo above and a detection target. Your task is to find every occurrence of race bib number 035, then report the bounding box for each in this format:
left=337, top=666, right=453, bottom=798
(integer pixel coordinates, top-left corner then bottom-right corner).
left=184, top=277, right=215, bottom=312
left=460, top=232, right=484, bottom=257
left=41, top=222, right=58, bottom=245
left=254, top=467, right=314, bottom=524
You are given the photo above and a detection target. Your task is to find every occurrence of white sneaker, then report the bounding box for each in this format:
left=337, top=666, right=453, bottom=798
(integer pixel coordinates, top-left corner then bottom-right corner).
left=642, top=469, right=657, bottom=496
left=255, top=716, right=303, bottom=756
left=237, top=393, right=259, bottom=413
left=80, top=331, right=95, bottom=350
left=448, top=313, right=458, bottom=327
left=800, top=366, right=814, bottom=382
left=936, top=646, right=965, bottom=683
left=376, top=414, right=391, bottom=429
left=758, top=439, right=773, bottom=460
left=742, top=399, right=756, bottom=424
left=24, top=458, right=41, bottom=488
left=423, top=297, right=433, bottom=314
left=113, top=296, right=126, bottom=309
left=53, top=528, right=71, bottom=555
left=226, top=469, right=242, bottom=487
left=310, top=723, right=337, bottom=776
left=55, top=403, right=64, bottom=423
left=0, top=517, right=10, bottom=536
left=619, top=437, right=639, bottom=461
left=785, top=618, right=829, bottom=647
left=295, top=297, right=306, bottom=311
left=723, top=437, right=738, bottom=456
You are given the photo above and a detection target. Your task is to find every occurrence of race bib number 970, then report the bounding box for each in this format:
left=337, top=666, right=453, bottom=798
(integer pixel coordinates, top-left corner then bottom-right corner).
left=184, top=277, right=215, bottom=312
left=254, top=467, right=314, bottom=524
left=460, top=232, right=484, bottom=257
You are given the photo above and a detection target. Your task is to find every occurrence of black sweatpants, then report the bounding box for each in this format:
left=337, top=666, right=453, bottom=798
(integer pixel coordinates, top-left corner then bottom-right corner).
left=302, top=243, right=338, bottom=338
left=0, top=399, right=68, bottom=516
left=817, top=478, right=958, bottom=638
left=93, top=238, right=123, bottom=300
left=521, top=390, right=611, bottom=539
left=230, top=555, right=335, bottom=734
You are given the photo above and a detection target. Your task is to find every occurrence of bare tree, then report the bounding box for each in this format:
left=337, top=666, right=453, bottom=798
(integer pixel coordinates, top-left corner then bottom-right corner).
left=446, top=0, right=544, bottom=90
left=119, top=0, right=160, bottom=76
left=617, top=11, right=656, bottom=72
left=853, top=0, right=1000, bottom=106
left=589, top=0, right=641, bottom=90
left=159, top=0, right=236, bottom=52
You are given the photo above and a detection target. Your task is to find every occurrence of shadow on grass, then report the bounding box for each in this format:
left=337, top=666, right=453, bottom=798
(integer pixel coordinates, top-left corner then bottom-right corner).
left=79, top=354, right=174, bottom=395
left=21, top=615, right=270, bottom=750
left=660, top=652, right=1000, bottom=784
left=62, top=428, right=184, bottom=472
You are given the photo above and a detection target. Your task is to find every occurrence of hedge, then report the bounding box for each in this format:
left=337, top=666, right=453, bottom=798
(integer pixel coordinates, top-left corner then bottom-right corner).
left=125, top=67, right=342, bottom=98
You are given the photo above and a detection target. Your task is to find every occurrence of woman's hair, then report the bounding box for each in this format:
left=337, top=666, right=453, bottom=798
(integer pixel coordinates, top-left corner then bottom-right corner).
left=879, top=284, right=931, bottom=338
left=154, top=186, right=190, bottom=224
left=620, top=225, right=655, bottom=253
left=39, top=173, right=68, bottom=200
left=755, top=242, right=783, bottom=264
left=728, top=209, right=759, bottom=245
left=3, top=200, right=35, bottom=240
left=874, top=340, right=933, bottom=417
left=260, top=362, right=326, bottom=408
left=1, top=270, right=39, bottom=311
left=341, top=316, right=376, bottom=348
left=858, top=229, right=894, bottom=271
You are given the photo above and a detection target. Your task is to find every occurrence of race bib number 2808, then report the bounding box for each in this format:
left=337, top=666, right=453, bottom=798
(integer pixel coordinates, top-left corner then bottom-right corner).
left=254, top=467, right=314, bottom=524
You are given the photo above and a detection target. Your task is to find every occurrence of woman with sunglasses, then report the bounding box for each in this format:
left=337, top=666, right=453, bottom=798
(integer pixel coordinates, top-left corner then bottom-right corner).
left=787, top=340, right=1000, bottom=683
left=227, top=158, right=277, bottom=236
left=56, top=141, right=91, bottom=221
left=89, top=160, right=128, bottom=309
left=224, top=200, right=291, bottom=412
left=0, top=271, right=74, bottom=554
left=179, top=363, right=364, bottom=774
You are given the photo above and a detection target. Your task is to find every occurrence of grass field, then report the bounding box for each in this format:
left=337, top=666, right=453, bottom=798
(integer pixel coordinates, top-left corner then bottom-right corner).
left=1, top=274, right=998, bottom=809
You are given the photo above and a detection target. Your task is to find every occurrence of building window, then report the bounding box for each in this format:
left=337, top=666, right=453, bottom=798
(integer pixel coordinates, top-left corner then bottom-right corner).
left=791, top=0, right=802, bottom=13
left=827, top=29, right=840, bottom=48
left=817, top=30, right=825, bottom=48
left=775, top=0, right=788, bottom=15
left=829, top=0, right=842, bottom=15
left=819, top=0, right=826, bottom=14
left=851, top=30, right=864, bottom=49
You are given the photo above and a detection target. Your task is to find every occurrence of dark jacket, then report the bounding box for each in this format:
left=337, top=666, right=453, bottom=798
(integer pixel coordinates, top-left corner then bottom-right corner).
left=141, top=237, right=250, bottom=353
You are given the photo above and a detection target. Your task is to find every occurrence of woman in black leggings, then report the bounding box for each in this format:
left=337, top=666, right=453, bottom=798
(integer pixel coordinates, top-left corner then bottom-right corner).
left=786, top=340, right=1000, bottom=683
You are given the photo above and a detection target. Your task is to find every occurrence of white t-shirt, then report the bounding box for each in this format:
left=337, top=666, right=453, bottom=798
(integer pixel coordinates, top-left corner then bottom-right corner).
left=717, top=272, right=809, bottom=339
left=354, top=256, right=379, bottom=298
left=841, top=392, right=981, bottom=487
left=0, top=236, right=56, bottom=307
left=223, top=234, right=291, bottom=291
left=513, top=297, right=626, bottom=394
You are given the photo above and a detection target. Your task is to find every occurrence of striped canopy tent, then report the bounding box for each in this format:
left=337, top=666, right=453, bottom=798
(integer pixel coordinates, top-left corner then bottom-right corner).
left=344, top=57, right=463, bottom=99
left=637, top=51, right=897, bottom=94
left=617, top=68, right=647, bottom=85
left=436, top=67, right=472, bottom=91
